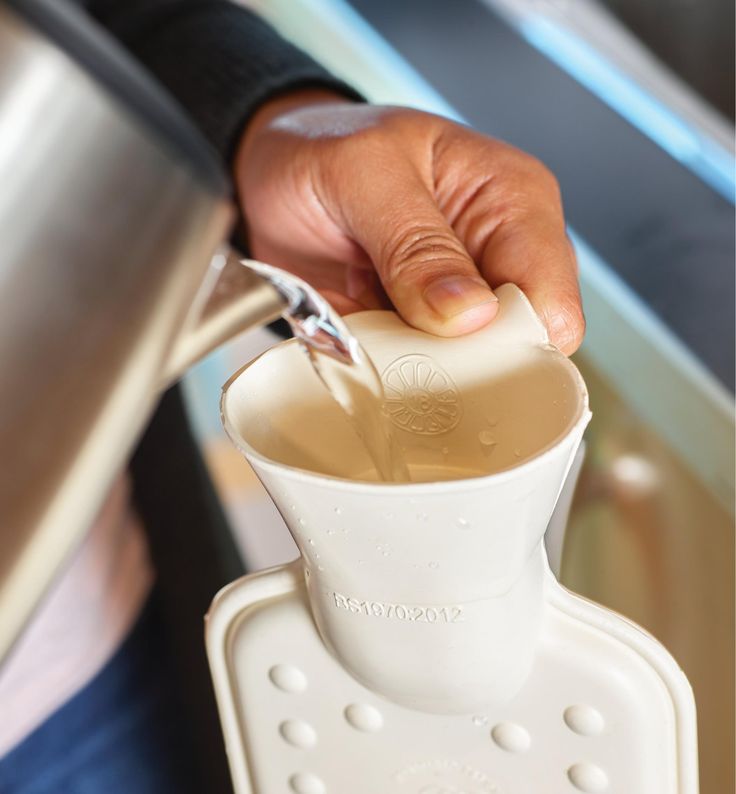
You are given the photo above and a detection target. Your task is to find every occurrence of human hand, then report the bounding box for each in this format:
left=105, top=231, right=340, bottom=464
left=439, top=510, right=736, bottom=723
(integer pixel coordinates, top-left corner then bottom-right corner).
left=235, top=91, right=583, bottom=353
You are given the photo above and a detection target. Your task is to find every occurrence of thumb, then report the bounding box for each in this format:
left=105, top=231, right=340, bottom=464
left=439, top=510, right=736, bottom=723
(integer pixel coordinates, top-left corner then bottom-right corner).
left=344, top=172, right=498, bottom=336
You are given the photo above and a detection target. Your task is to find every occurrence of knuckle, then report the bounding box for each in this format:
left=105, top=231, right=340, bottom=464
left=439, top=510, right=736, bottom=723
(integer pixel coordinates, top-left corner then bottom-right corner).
left=515, top=153, right=561, bottom=196
left=383, top=226, right=467, bottom=284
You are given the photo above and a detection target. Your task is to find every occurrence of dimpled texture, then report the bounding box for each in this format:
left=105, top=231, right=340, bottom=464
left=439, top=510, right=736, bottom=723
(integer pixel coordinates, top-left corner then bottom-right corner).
left=279, top=719, right=317, bottom=749
left=567, top=762, right=609, bottom=792
left=344, top=703, right=384, bottom=732
left=490, top=722, right=531, bottom=753
left=564, top=704, right=605, bottom=736
left=289, top=772, right=326, bottom=794
left=269, top=663, right=308, bottom=694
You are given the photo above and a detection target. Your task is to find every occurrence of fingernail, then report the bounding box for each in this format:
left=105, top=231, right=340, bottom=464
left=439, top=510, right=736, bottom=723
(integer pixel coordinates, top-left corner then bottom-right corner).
left=423, top=276, right=497, bottom=319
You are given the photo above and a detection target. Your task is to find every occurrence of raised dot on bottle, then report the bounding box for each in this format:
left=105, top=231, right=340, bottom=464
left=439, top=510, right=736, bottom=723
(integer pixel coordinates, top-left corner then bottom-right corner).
left=289, top=772, right=326, bottom=794
left=563, top=705, right=605, bottom=737
left=268, top=664, right=307, bottom=694
left=490, top=722, right=531, bottom=753
left=567, top=762, right=608, bottom=792
left=344, top=703, right=383, bottom=733
left=279, top=719, right=317, bottom=749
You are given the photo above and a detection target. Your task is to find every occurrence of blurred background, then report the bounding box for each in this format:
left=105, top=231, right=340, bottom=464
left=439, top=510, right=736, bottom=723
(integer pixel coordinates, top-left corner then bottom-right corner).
left=603, top=0, right=734, bottom=119
left=179, top=1, right=735, bottom=790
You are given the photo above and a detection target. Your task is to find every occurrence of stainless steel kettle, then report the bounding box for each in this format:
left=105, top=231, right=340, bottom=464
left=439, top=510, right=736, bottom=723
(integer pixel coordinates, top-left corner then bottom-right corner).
left=0, top=0, right=284, bottom=660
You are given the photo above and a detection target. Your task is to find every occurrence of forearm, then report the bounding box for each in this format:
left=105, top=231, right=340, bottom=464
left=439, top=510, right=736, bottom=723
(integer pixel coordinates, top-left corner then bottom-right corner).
left=80, top=0, right=361, bottom=161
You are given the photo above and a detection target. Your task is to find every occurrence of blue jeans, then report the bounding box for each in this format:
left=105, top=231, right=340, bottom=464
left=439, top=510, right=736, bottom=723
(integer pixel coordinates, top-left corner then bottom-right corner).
left=0, top=600, right=203, bottom=794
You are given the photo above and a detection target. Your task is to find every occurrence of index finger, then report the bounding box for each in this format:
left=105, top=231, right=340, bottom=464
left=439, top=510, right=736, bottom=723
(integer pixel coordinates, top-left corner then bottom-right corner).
left=451, top=152, right=584, bottom=354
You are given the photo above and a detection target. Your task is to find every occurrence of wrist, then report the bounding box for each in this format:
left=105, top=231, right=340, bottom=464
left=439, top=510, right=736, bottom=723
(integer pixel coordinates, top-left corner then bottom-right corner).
left=235, top=88, right=353, bottom=176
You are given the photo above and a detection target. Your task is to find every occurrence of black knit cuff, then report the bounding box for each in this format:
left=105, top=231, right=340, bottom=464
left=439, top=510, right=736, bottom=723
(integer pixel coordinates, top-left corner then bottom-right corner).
left=101, top=1, right=363, bottom=163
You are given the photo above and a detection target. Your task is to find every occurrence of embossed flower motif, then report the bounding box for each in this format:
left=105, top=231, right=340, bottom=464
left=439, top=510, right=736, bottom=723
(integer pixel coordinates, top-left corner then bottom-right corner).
left=381, top=354, right=462, bottom=435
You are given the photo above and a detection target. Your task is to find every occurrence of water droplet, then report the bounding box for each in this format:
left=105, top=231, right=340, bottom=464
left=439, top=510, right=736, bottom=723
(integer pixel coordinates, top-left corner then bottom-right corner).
left=513, top=449, right=522, bottom=458
left=457, top=517, right=470, bottom=529
left=485, top=416, right=499, bottom=427
left=417, top=512, right=429, bottom=522
left=441, top=446, right=449, bottom=455
left=289, top=504, right=296, bottom=511
left=479, top=430, right=498, bottom=458
left=472, top=714, right=488, bottom=727
left=317, top=565, right=324, bottom=571
left=358, top=559, right=366, bottom=566
left=428, top=561, right=439, bottom=570
left=308, top=538, right=315, bottom=545
left=382, top=551, right=390, bottom=557
left=383, top=511, right=394, bottom=520
left=553, top=399, right=559, bottom=406
left=298, top=517, right=306, bottom=526
left=478, top=430, right=496, bottom=446
left=326, top=528, right=335, bottom=536
left=334, top=506, right=342, bottom=515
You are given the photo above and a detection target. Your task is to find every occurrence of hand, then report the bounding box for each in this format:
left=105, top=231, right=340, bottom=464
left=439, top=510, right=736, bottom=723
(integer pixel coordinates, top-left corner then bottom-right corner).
left=235, top=91, right=584, bottom=353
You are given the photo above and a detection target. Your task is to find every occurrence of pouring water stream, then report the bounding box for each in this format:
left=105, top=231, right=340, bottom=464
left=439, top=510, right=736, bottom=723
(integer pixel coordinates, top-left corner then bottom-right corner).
left=242, top=260, right=410, bottom=483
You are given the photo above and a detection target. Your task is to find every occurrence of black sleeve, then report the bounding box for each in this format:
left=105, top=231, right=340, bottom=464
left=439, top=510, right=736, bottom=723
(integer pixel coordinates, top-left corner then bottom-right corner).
left=79, top=0, right=362, bottom=162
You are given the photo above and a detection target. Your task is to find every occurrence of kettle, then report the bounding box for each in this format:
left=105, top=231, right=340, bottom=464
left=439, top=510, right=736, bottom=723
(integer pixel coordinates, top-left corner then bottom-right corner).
left=0, top=0, right=284, bottom=660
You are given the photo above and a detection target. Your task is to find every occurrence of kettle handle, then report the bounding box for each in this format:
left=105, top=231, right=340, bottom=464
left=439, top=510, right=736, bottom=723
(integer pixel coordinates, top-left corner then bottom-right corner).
left=161, top=249, right=284, bottom=387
